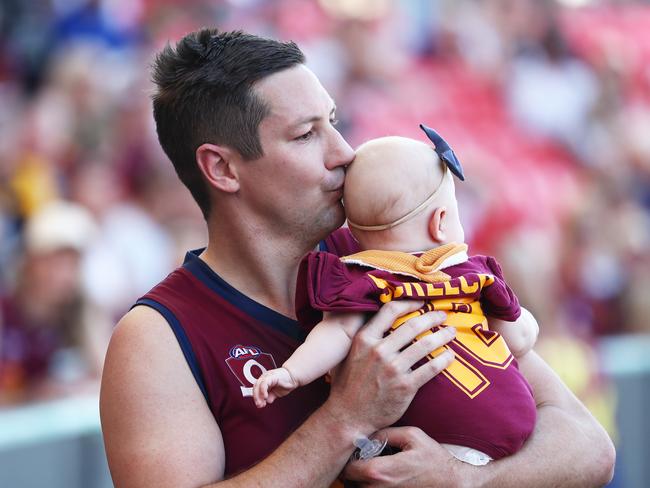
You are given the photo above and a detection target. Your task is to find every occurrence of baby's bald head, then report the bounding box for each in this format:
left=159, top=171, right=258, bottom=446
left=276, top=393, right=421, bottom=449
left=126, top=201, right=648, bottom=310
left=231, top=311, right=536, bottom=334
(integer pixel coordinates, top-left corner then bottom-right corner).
left=344, top=136, right=464, bottom=251
left=345, top=136, right=445, bottom=227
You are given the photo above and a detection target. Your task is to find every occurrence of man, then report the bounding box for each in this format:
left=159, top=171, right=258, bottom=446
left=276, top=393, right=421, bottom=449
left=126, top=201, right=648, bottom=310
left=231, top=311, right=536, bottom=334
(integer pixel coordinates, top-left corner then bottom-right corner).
left=100, top=29, right=615, bottom=487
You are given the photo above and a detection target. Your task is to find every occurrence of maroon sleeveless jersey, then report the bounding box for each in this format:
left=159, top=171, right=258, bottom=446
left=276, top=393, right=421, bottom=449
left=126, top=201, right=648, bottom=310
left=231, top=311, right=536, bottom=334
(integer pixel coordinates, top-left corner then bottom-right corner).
left=136, top=229, right=358, bottom=477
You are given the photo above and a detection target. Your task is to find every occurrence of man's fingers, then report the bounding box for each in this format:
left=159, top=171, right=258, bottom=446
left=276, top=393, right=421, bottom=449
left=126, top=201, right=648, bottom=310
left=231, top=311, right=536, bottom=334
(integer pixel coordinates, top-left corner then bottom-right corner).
left=342, top=459, right=371, bottom=484
left=343, top=428, right=428, bottom=485
left=361, top=300, right=425, bottom=338
left=381, top=311, right=447, bottom=353
left=343, top=451, right=410, bottom=486
left=344, top=457, right=390, bottom=485
left=411, top=348, right=455, bottom=389
left=344, top=427, right=458, bottom=487
left=372, top=426, right=428, bottom=450
left=394, top=326, right=456, bottom=372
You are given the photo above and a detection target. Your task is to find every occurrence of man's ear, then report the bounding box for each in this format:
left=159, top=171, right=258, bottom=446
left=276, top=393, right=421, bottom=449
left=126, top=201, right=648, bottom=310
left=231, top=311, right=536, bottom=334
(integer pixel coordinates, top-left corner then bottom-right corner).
left=428, top=206, right=447, bottom=243
left=196, top=143, right=240, bottom=193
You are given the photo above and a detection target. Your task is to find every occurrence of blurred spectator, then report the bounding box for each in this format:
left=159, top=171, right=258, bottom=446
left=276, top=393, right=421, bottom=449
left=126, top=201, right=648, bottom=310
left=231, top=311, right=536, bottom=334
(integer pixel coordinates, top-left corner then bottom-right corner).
left=0, top=201, right=110, bottom=404
left=506, top=27, right=598, bottom=156
left=71, top=160, right=177, bottom=319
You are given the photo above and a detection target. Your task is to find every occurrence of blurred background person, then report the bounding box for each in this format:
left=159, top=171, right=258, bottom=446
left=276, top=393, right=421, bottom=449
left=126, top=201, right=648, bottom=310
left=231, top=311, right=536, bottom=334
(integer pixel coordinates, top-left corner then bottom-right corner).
left=0, top=200, right=109, bottom=403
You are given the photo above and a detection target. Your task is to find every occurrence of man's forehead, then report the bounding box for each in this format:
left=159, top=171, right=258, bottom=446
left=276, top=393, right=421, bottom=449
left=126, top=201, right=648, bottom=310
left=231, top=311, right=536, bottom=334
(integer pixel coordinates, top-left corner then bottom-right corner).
left=253, top=65, right=334, bottom=123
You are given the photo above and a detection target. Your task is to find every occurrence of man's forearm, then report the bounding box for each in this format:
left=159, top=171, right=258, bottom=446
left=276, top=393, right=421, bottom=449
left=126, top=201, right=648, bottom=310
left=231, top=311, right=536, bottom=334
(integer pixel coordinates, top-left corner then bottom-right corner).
left=206, top=305, right=454, bottom=488
left=203, top=400, right=357, bottom=488
left=464, top=351, right=615, bottom=488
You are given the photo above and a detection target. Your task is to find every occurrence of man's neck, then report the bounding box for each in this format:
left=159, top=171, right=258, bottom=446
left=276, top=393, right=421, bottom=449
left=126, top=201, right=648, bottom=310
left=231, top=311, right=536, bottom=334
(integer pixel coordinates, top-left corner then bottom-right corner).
left=200, top=220, right=319, bottom=319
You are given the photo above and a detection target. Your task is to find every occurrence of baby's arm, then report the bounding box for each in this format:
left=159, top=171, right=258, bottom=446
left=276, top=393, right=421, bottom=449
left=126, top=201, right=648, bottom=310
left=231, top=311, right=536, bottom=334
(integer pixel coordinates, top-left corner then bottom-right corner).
left=253, top=311, right=366, bottom=408
left=490, top=307, right=539, bottom=358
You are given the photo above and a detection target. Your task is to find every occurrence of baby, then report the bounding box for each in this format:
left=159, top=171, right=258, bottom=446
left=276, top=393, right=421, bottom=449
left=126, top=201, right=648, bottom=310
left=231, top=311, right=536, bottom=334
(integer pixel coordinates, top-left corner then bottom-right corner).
left=254, top=126, right=538, bottom=465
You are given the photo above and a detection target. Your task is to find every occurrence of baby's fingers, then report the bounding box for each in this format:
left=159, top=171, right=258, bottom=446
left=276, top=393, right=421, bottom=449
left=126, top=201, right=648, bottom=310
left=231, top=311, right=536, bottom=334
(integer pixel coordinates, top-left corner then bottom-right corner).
left=267, top=391, right=277, bottom=405
left=253, top=378, right=270, bottom=408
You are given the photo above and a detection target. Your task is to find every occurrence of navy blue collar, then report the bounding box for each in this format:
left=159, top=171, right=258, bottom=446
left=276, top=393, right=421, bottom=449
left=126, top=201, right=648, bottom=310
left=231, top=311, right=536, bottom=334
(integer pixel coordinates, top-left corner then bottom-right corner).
left=182, top=249, right=305, bottom=341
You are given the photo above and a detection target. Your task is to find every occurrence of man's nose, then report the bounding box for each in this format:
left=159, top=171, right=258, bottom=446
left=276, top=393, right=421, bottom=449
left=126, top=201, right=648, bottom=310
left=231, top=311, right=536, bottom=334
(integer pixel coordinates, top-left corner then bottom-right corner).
left=326, top=128, right=354, bottom=170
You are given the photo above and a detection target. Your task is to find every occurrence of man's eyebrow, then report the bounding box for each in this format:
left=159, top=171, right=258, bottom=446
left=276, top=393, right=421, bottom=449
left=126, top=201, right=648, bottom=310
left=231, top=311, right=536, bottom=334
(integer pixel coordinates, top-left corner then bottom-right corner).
left=291, top=105, right=337, bottom=128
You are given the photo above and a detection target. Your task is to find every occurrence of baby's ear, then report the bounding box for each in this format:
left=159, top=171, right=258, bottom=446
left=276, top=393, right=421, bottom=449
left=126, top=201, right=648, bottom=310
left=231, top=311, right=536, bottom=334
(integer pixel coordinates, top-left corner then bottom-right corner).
left=428, top=206, right=447, bottom=243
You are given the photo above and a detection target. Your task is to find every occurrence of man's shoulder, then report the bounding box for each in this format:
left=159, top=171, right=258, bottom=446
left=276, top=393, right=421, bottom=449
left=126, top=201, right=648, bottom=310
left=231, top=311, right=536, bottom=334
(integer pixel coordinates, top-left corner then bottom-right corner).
left=134, top=253, right=206, bottom=310
left=109, top=304, right=184, bottom=372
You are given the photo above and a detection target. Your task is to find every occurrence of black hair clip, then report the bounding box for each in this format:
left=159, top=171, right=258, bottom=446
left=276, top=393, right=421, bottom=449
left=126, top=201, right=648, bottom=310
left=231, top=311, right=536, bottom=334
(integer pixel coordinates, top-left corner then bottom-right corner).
left=419, top=124, right=465, bottom=181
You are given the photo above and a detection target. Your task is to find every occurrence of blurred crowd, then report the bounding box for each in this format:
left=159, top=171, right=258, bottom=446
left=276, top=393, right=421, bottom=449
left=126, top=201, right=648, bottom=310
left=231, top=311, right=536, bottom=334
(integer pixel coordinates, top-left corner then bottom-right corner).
left=0, top=0, right=647, bottom=433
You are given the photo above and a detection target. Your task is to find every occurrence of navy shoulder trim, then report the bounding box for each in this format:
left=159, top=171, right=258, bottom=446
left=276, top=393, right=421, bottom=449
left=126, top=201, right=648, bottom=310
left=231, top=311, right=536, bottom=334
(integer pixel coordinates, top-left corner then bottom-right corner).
left=135, top=298, right=210, bottom=406
left=182, top=250, right=305, bottom=341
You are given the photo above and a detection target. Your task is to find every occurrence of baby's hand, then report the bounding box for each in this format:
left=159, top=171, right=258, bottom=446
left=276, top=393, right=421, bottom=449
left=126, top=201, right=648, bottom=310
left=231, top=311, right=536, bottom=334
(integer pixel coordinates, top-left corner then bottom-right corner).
left=253, top=367, right=299, bottom=408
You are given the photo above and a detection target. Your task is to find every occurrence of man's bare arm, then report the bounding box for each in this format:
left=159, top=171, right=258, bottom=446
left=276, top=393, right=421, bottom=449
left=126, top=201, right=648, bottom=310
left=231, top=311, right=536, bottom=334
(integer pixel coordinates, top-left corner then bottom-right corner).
left=100, top=306, right=225, bottom=488
left=100, top=302, right=455, bottom=488
left=344, top=350, right=615, bottom=487
left=466, top=350, right=616, bottom=487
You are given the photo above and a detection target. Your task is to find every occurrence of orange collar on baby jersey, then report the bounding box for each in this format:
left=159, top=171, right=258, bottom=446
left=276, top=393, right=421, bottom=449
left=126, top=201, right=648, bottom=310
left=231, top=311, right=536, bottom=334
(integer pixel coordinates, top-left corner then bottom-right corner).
left=340, top=242, right=468, bottom=284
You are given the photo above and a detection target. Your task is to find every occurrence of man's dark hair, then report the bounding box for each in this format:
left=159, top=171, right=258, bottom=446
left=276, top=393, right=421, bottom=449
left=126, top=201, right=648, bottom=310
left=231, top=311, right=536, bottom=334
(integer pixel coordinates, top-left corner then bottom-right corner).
left=151, top=28, right=305, bottom=220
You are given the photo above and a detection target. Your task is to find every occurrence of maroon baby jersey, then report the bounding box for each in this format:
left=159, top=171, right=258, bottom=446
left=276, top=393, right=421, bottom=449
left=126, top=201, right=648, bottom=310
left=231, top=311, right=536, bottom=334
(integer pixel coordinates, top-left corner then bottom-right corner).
left=296, top=244, right=536, bottom=459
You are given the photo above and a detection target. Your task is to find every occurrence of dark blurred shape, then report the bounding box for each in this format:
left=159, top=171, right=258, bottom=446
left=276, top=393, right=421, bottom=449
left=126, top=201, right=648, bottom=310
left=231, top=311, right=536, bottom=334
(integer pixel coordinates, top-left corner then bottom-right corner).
left=0, top=201, right=104, bottom=403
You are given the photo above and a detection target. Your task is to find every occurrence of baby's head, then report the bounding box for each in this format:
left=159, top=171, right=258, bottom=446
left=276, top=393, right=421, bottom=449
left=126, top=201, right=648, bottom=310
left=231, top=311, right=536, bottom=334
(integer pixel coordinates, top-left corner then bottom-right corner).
left=344, top=136, right=464, bottom=252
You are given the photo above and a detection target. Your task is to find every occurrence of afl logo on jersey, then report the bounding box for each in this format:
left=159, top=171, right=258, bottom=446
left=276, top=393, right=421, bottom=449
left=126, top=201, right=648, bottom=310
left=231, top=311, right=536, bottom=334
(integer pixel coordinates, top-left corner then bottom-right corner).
left=225, top=345, right=277, bottom=398
left=229, top=344, right=261, bottom=360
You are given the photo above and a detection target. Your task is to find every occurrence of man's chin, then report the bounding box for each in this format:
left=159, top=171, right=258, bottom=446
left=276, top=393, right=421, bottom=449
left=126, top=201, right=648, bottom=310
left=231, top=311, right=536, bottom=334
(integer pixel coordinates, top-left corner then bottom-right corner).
left=331, top=202, right=347, bottom=230
left=313, top=204, right=346, bottom=240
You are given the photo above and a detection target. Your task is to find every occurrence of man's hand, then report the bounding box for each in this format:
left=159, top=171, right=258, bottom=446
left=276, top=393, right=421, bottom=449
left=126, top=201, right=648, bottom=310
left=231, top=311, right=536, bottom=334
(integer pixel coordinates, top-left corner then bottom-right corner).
left=343, top=426, right=467, bottom=488
left=253, top=367, right=299, bottom=408
left=325, top=301, right=456, bottom=438
left=341, top=350, right=616, bottom=488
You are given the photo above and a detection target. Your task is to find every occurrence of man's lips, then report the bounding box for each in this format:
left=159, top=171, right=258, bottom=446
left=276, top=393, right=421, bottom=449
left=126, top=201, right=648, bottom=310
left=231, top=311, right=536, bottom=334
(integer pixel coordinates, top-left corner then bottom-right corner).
left=326, top=178, right=344, bottom=192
